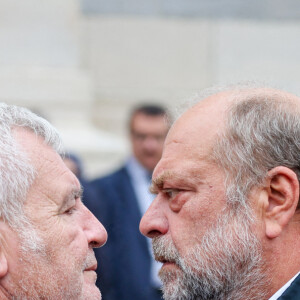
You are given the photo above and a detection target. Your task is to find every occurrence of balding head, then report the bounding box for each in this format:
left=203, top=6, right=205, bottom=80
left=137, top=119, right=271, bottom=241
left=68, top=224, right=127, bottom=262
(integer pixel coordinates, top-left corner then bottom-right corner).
left=140, top=84, right=300, bottom=300
left=170, top=85, right=300, bottom=208
left=210, top=87, right=300, bottom=210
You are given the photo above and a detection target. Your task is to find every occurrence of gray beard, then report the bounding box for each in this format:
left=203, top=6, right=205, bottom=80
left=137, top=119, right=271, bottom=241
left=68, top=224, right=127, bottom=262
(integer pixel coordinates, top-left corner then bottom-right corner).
left=152, top=209, right=268, bottom=300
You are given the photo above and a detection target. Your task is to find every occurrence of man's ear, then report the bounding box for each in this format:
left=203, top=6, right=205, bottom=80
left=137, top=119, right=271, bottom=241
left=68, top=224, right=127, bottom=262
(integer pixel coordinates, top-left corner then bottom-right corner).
left=0, top=246, right=8, bottom=278
left=263, top=166, right=299, bottom=239
left=0, top=234, right=8, bottom=278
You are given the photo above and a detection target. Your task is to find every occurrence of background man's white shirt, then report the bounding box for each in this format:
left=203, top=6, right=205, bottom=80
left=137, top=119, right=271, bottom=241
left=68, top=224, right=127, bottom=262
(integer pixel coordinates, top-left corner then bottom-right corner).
left=126, top=156, right=162, bottom=288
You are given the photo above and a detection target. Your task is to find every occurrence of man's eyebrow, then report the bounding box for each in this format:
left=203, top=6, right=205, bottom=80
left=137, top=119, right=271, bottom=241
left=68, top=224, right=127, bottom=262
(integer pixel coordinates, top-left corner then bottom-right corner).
left=73, top=187, right=83, bottom=199
left=61, top=187, right=83, bottom=208
left=150, top=171, right=174, bottom=194
left=149, top=168, right=203, bottom=194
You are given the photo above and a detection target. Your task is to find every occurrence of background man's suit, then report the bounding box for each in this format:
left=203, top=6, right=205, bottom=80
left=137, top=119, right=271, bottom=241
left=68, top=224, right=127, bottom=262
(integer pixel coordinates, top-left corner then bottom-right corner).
left=86, top=104, right=169, bottom=300
left=87, top=166, right=162, bottom=300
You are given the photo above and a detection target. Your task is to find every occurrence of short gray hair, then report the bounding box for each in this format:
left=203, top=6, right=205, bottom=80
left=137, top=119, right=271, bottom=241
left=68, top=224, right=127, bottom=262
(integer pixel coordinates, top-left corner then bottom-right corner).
left=212, top=87, right=300, bottom=211
left=0, top=103, right=63, bottom=227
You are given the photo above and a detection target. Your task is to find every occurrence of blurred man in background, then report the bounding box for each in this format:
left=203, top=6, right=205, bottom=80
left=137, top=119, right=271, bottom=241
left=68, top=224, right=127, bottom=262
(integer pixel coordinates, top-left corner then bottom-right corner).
left=140, top=85, right=300, bottom=300
left=0, top=103, right=107, bottom=299
left=88, top=104, right=171, bottom=300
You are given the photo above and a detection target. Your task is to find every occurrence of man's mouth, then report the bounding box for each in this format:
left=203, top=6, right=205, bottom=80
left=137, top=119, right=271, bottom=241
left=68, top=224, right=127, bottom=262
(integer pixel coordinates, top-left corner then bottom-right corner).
left=84, top=263, right=97, bottom=272
left=83, top=252, right=98, bottom=272
left=155, top=255, right=176, bottom=265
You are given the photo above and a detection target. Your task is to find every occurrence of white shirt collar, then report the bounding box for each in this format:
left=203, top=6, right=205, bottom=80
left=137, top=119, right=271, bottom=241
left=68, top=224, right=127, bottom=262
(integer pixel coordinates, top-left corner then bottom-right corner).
left=125, top=156, right=162, bottom=288
left=125, top=156, right=153, bottom=216
left=126, top=156, right=150, bottom=182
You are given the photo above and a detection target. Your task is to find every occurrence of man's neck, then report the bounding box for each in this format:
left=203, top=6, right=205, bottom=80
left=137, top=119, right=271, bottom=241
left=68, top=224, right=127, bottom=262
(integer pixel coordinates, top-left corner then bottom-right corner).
left=263, top=226, right=300, bottom=299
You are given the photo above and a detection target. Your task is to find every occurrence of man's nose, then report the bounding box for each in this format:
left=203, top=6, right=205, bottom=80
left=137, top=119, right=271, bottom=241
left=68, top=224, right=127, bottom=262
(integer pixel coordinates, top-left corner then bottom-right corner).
left=143, top=136, right=161, bottom=151
left=83, top=204, right=108, bottom=248
left=139, top=197, right=168, bottom=239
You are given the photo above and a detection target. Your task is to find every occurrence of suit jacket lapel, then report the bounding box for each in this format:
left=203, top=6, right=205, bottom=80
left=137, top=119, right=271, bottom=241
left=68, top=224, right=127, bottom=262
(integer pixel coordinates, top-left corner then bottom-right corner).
left=119, top=167, right=150, bottom=254
left=278, top=273, right=300, bottom=299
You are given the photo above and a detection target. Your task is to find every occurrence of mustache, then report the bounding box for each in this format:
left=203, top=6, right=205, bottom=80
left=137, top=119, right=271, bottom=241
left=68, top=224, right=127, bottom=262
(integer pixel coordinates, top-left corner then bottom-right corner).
left=152, top=236, right=182, bottom=266
left=83, top=251, right=97, bottom=270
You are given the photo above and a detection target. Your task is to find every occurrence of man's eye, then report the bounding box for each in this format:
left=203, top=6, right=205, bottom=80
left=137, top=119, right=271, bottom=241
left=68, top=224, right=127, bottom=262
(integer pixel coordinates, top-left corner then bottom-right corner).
left=164, top=189, right=179, bottom=199
left=64, top=207, right=76, bottom=215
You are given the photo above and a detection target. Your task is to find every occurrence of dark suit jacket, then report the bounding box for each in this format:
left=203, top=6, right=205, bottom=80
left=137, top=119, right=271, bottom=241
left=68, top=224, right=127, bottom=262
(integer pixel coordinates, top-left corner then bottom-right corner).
left=277, top=273, right=300, bottom=299
left=86, top=166, right=162, bottom=300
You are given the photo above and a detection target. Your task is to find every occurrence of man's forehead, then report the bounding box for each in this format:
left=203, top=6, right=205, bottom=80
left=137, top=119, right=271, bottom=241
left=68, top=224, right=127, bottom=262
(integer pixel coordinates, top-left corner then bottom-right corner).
left=13, top=127, right=48, bottom=155
left=14, top=128, right=82, bottom=209
left=165, top=101, right=226, bottom=152
left=132, top=113, right=168, bottom=130
left=160, top=90, right=240, bottom=169
left=13, top=129, right=44, bottom=167
left=12, top=127, right=70, bottom=182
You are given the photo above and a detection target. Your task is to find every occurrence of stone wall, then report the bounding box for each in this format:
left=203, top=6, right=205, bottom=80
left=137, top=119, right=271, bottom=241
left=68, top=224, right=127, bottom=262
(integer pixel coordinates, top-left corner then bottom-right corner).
left=1, top=0, right=300, bottom=178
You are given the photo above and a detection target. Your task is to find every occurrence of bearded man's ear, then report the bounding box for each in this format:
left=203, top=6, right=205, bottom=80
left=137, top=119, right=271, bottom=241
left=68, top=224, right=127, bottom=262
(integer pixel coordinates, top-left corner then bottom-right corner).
left=262, top=166, right=299, bottom=239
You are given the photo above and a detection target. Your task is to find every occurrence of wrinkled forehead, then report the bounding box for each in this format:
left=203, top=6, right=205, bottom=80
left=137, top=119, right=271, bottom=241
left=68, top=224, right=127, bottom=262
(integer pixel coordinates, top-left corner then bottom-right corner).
left=12, top=127, right=80, bottom=196
left=165, top=91, right=233, bottom=147
left=12, top=127, right=61, bottom=172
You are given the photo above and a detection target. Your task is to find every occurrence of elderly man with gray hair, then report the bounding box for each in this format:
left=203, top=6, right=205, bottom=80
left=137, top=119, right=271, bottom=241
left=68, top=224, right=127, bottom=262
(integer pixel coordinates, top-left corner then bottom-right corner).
left=140, top=84, right=300, bottom=300
left=0, top=103, right=107, bottom=299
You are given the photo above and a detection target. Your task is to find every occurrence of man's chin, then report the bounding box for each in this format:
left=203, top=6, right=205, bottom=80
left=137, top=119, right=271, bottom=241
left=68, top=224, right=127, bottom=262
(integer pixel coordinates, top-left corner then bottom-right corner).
left=159, top=270, right=186, bottom=300
left=159, top=262, right=182, bottom=284
left=82, top=284, right=102, bottom=300
left=84, top=269, right=98, bottom=283
left=160, top=261, right=180, bottom=273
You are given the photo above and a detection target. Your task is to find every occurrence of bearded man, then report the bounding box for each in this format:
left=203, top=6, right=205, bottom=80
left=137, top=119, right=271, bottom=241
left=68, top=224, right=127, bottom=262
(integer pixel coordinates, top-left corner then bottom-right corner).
left=140, top=84, right=300, bottom=300
left=0, top=103, right=107, bottom=299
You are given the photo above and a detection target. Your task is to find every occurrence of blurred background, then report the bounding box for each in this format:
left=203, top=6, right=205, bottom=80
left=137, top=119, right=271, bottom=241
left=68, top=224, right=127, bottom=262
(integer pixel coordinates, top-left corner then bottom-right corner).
left=1, top=0, right=300, bottom=179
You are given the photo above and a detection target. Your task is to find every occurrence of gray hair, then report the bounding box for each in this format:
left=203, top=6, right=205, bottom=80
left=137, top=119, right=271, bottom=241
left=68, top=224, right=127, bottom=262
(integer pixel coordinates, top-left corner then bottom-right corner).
left=0, top=103, right=63, bottom=230
left=211, top=87, right=300, bottom=211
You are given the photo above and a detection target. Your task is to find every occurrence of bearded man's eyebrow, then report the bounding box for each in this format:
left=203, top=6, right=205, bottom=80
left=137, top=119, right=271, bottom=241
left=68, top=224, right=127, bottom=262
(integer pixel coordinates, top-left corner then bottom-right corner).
left=150, top=172, right=174, bottom=193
